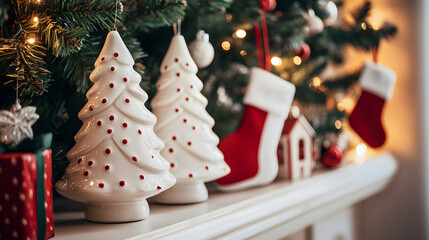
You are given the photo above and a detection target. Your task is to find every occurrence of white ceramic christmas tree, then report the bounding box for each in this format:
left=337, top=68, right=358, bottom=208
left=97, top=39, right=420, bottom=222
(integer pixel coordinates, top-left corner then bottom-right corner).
left=150, top=33, right=230, bottom=204
left=55, top=31, right=176, bottom=223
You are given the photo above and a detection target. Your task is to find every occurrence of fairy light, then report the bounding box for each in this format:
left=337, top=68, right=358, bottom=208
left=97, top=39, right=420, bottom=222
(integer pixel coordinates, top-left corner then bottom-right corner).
left=334, top=120, right=342, bottom=129
left=271, top=56, right=282, bottom=66
left=313, top=77, right=321, bottom=87
left=225, top=14, right=232, bottom=23
left=240, top=50, right=247, bottom=56
left=337, top=102, right=345, bottom=111
left=293, top=56, right=302, bottom=65
left=361, top=22, right=367, bottom=30
left=356, top=143, right=367, bottom=156
left=235, top=29, right=246, bottom=39
left=27, top=38, right=36, bottom=44
left=33, top=16, right=39, bottom=22
left=221, top=41, right=231, bottom=51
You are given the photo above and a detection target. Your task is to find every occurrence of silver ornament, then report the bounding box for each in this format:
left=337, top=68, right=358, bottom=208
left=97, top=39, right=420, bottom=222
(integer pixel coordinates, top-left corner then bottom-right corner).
left=303, top=9, right=324, bottom=35
left=0, top=100, right=39, bottom=146
left=188, top=30, right=215, bottom=69
left=319, top=0, right=338, bottom=26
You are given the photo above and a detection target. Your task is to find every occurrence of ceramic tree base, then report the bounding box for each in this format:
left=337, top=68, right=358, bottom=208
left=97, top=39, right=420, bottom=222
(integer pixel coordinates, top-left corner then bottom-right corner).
left=85, top=200, right=149, bottom=223
left=151, top=181, right=208, bottom=204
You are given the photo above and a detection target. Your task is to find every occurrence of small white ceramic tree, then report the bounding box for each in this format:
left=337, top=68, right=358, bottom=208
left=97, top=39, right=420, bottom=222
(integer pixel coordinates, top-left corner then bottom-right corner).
left=150, top=33, right=230, bottom=204
left=55, top=31, right=176, bottom=223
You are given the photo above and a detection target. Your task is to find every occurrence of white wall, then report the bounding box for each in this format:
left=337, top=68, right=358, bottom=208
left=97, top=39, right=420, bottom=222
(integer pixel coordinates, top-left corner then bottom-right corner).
left=344, top=0, right=426, bottom=239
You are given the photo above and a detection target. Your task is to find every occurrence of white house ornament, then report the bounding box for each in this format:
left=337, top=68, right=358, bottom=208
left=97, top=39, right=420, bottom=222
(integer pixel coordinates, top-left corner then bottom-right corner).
left=303, top=9, right=324, bottom=35
left=55, top=31, right=176, bottom=223
left=0, top=100, right=39, bottom=146
left=150, top=33, right=230, bottom=204
left=188, top=30, right=215, bottom=69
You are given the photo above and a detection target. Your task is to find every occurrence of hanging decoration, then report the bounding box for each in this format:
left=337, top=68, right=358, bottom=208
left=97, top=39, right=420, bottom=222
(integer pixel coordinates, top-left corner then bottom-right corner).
left=188, top=30, right=215, bottom=69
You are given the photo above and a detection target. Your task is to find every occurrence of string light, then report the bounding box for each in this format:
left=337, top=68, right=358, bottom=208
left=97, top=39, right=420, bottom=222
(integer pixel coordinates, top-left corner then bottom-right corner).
left=27, top=38, right=36, bottom=44
left=356, top=143, right=367, bottom=156
left=312, top=77, right=321, bottom=87
left=271, top=56, right=282, bottom=66
left=221, top=41, right=231, bottom=51
left=33, top=17, right=39, bottom=22
left=235, top=29, right=246, bottom=39
left=361, top=22, right=367, bottom=30
left=293, top=56, right=302, bottom=65
left=225, top=14, right=232, bottom=23
left=334, top=120, right=342, bottom=129
left=240, top=50, right=247, bottom=56
left=337, top=102, right=345, bottom=111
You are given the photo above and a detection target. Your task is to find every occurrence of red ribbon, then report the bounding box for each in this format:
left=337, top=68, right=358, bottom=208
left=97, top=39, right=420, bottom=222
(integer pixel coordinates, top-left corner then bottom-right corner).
left=255, top=7, right=271, bottom=71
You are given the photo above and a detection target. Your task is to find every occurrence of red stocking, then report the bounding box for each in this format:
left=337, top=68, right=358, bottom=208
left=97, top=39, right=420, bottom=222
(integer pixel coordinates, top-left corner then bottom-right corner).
left=217, top=67, right=295, bottom=191
left=349, top=62, right=396, bottom=148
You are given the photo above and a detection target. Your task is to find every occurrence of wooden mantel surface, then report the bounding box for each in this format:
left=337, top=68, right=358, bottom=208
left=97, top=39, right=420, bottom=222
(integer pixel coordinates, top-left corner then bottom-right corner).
left=53, top=153, right=397, bottom=240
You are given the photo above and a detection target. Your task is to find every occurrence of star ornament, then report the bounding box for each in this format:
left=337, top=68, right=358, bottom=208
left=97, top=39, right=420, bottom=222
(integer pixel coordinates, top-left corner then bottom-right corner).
left=0, top=100, right=39, bottom=147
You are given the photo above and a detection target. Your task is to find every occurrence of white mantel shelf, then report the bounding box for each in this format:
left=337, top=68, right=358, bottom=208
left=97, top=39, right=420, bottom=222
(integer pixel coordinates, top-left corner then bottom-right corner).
left=53, top=153, right=397, bottom=240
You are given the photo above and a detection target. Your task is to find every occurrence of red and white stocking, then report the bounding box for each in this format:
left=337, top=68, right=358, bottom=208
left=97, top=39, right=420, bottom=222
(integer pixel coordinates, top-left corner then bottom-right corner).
left=216, top=67, right=295, bottom=191
left=349, top=61, right=396, bottom=148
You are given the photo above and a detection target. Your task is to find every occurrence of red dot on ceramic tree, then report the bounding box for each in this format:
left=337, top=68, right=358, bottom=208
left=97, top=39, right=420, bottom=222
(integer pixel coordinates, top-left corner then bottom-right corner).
left=176, top=73, right=180, bottom=77
left=89, top=106, right=94, bottom=111
left=176, top=88, right=180, bottom=92
left=189, top=173, right=193, bottom=178
left=138, top=130, right=142, bottom=134
left=122, top=139, right=128, bottom=144
left=84, top=171, right=89, bottom=176
left=174, top=58, right=179, bottom=62
left=123, top=77, right=128, bottom=82
left=97, top=121, right=102, bottom=126
left=187, top=141, right=192, bottom=146
left=185, top=97, right=189, bottom=101
left=102, top=98, right=107, bottom=104
left=172, top=136, right=177, bottom=141
left=190, top=85, right=194, bottom=89
left=110, top=83, right=114, bottom=88
left=114, top=52, right=119, bottom=57
left=186, top=63, right=189, bottom=66
left=132, top=156, right=137, bottom=161
left=140, top=175, right=144, bottom=180
left=105, top=148, right=111, bottom=154
left=119, top=181, right=125, bottom=187
left=88, top=161, right=93, bottom=166
left=111, top=67, right=115, bottom=71
left=157, top=186, right=161, bottom=190
left=164, top=65, right=168, bottom=70
left=169, top=148, right=174, bottom=153
left=170, top=163, right=175, bottom=167
left=109, top=115, right=114, bottom=121
left=183, top=119, right=187, bottom=123
left=125, top=98, right=130, bottom=103
left=107, top=129, right=112, bottom=134
left=151, top=155, right=154, bottom=158
left=175, top=108, right=179, bottom=113
left=123, top=123, right=128, bottom=128
left=205, top=166, right=209, bottom=170
left=105, top=165, right=110, bottom=170
left=192, top=126, right=196, bottom=130
left=101, top=57, right=105, bottom=61
left=78, top=158, right=83, bottom=164
left=98, top=183, right=104, bottom=188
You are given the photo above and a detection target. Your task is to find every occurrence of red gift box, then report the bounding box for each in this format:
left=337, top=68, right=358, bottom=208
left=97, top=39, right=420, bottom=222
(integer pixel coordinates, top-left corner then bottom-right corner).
left=0, top=149, right=54, bottom=240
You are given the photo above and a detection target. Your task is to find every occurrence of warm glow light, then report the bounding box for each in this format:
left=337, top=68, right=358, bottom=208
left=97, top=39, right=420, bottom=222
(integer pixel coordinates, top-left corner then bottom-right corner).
left=356, top=143, right=368, bottom=156
left=235, top=29, right=247, bottom=39
left=313, top=77, right=321, bottom=87
left=334, top=120, right=342, bottom=129
left=291, top=106, right=300, bottom=118
left=225, top=14, right=232, bottom=23
left=271, top=56, right=282, bottom=66
left=240, top=50, right=247, bottom=56
left=342, top=97, right=355, bottom=113
left=361, top=22, right=367, bottom=30
left=293, top=56, right=302, bottom=65
left=27, top=38, right=36, bottom=44
left=337, top=102, right=345, bottom=111
left=33, top=17, right=39, bottom=22
left=221, top=41, right=231, bottom=51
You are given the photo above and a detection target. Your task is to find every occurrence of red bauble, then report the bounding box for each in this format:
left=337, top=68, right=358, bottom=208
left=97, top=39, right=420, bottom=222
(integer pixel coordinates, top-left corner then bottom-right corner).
left=261, top=0, right=276, bottom=11
left=297, top=43, right=311, bottom=61
left=321, top=145, right=343, bottom=167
